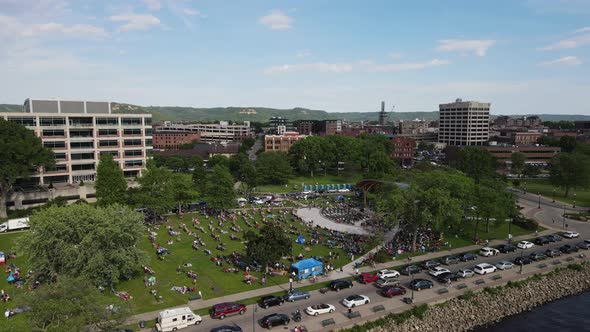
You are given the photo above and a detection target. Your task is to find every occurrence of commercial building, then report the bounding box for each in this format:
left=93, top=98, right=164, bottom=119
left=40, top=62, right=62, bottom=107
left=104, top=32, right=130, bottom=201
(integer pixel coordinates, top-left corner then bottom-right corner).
left=491, top=129, right=543, bottom=146
left=493, top=115, right=542, bottom=128
left=391, top=136, right=415, bottom=167
left=575, top=121, right=590, bottom=133
left=438, top=99, right=490, bottom=146
left=1, top=98, right=153, bottom=185
left=154, top=143, right=240, bottom=160
left=269, top=117, right=294, bottom=135
left=153, top=121, right=252, bottom=143
left=152, top=131, right=201, bottom=149
left=484, top=146, right=561, bottom=165
left=264, top=132, right=307, bottom=152
left=296, top=119, right=342, bottom=136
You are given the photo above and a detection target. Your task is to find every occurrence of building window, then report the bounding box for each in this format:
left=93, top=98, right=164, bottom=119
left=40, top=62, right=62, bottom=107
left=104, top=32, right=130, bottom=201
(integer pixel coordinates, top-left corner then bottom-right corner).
left=145, top=128, right=153, bottom=136
left=96, top=117, right=119, bottom=126
left=70, top=141, right=94, bottom=149
left=71, top=152, right=95, bottom=160
left=99, top=140, right=118, bottom=147
left=40, top=117, right=66, bottom=126
left=124, top=170, right=139, bottom=178
left=8, top=116, right=36, bottom=126
left=54, top=152, right=67, bottom=160
left=124, top=139, right=142, bottom=146
left=124, top=150, right=142, bottom=157
left=42, top=129, right=65, bottom=137
left=44, top=141, right=66, bottom=149
left=124, top=160, right=143, bottom=167
left=71, top=163, right=95, bottom=171
left=144, top=117, right=152, bottom=125
left=98, top=129, right=118, bottom=136
left=46, top=164, right=67, bottom=172
left=145, top=139, right=152, bottom=146
left=121, top=118, right=142, bottom=125
left=69, top=129, right=93, bottom=138
left=123, top=128, right=142, bottom=135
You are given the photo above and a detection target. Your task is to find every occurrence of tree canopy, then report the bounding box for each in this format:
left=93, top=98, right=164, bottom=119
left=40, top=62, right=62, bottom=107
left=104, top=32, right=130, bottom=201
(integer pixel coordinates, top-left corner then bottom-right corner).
left=550, top=152, right=590, bottom=197
left=510, top=151, right=526, bottom=176
left=17, top=204, right=147, bottom=287
left=132, top=162, right=176, bottom=219
left=455, top=146, right=496, bottom=183
left=95, top=154, right=127, bottom=206
left=202, top=165, right=236, bottom=210
left=256, top=152, right=292, bottom=185
left=245, top=223, right=292, bottom=271
left=0, top=119, right=54, bottom=218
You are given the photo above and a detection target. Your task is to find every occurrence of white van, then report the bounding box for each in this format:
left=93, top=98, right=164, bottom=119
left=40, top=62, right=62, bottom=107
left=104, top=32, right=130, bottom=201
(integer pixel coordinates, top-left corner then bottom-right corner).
left=155, top=307, right=202, bottom=332
left=473, top=263, right=497, bottom=275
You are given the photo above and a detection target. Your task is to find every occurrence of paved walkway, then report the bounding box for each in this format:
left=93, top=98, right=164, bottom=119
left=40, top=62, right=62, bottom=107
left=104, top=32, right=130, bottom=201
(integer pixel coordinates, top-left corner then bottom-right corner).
left=127, top=194, right=566, bottom=326
left=296, top=207, right=368, bottom=235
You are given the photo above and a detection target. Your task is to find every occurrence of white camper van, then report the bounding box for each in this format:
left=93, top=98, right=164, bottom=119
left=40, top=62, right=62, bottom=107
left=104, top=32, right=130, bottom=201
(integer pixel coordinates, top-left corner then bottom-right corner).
left=0, top=217, right=30, bottom=232
left=155, top=307, right=202, bottom=332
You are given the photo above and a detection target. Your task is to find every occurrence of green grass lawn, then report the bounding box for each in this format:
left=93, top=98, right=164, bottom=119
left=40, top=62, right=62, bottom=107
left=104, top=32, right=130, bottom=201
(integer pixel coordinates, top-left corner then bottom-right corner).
left=255, top=172, right=363, bottom=193
left=0, top=232, right=31, bottom=331
left=518, top=179, right=590, bottom=207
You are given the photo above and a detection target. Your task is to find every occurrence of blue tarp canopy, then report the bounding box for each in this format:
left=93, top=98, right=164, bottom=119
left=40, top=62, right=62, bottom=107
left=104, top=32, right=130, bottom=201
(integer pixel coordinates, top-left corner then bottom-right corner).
left=291, top=258, right=323, bottom=279
left=295, top=235, right=305, bottom=244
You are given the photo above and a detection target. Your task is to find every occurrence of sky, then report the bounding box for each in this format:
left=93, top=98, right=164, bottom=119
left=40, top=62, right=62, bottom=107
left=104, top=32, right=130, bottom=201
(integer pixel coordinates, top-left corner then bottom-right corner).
left=1, top=0, right=590, bottom=115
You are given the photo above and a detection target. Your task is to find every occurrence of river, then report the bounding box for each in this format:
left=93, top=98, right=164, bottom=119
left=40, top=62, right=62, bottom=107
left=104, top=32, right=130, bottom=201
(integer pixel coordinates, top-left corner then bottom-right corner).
left=473, top=291, right=590, bottom=332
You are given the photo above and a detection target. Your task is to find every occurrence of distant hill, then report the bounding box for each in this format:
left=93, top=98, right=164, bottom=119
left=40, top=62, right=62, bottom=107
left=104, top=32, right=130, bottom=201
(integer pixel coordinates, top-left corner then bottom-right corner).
left=1, top=103, right=589, bottom=123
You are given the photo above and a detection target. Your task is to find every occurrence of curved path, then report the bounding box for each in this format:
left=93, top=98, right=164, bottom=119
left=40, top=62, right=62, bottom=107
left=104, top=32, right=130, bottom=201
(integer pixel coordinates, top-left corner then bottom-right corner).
left=295, top=207, right=368, bottom=235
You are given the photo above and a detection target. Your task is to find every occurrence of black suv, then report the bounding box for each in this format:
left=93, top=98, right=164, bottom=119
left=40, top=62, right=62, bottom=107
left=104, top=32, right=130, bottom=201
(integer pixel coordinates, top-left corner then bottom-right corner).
left=560, top=244, right=579, bottom=254
left=400, top=265, right=422, bottom=275
left=513, top=256, right=532, bottom=265
left=329, top=279, right=353, bottom=291
left=436, top=272, right=461, bottom=283
left=259, top=295, right=284, bottom=309
left=459, top=253, right=478, bottom=262
left=409, top=278, right=434, bottom=291
left=496, top=244, right=517, bottom=253
left=260, top=313, right=290, bottom=329
left=534, top=237, right=550, bottom=246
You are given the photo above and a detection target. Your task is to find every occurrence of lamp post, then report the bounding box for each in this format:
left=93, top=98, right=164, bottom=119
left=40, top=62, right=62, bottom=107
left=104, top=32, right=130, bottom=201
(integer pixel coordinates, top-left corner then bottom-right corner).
left=519, top=247, right=524, bottom=274
left=573, top=193, right=576, bottom=209
left=252, top=304, right=257, bottom=332
left=563, top=205, right=566, bottom=230
left=552, top=189, right=555, bottom=203
left=289, top=278, right=293, bottom=292
left=523, top=182, right=527, bottom=195
left=538, top=192, right=541, bottom=209
left=410, top=272, right=415, bottom=302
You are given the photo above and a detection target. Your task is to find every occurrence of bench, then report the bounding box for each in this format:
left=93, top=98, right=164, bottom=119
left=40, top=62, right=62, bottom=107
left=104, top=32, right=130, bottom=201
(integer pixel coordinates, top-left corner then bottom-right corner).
left=537, top=263, right=548, bottom=269
left=566, top=257, right=575, bottom=262
left=456, top=283, right=468, bottom=290
left=188, top=293, right=202, bottom=301
left=321, top=318, right=336, bottom=327
left=437, top=288, right=449, bottom=294
left=403, top=297, right=413, bottom=304
left=373, top=305, right=385, bottom=313
left=552, top=260, right=561, bottom=265
left=475, top=279, right=485, bottom=285
left=491, top=275, right=502, bottom=280
left=348, top=311, right=361, bottom=319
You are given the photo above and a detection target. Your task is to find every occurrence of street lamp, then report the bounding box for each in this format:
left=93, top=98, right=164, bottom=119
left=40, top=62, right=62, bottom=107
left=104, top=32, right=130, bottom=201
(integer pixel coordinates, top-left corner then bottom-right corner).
left=552, top=189, right=556, bottom=203
left=523, top=182, right=527, bottom=195
left=538, top=192, right=541, bottom=209
left=410, top=271, right=415, bottom=302
left=289, top=278, right=293, bottom=292
left=519, top=247, right=524, bottom=274
left=252, top=304, right=257, bottom=332
left=573, top=193, right=576, bottom=209
left=563, top=205, right=567, bottom=230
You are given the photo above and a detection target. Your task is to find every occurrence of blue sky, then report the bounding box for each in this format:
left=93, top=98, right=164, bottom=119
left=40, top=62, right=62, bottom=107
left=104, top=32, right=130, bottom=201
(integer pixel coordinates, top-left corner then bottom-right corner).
left=1, top=0, right=589, bottom=115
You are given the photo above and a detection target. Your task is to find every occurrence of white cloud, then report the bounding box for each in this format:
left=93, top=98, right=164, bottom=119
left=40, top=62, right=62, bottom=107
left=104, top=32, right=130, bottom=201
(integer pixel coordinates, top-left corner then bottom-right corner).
left=110, top=14, right=161, bottom=31
left=389, top=53, right=404, bottom=59
left=0, top=15, right=107, bottom=39
left=575, top=27, right=590, bottom=33
left=541, top=32, right=590, bottom=50
left=263, top=58, right=450, bottom=75
left=259, top=10, right=293, bottom=30
left=296, top=50, right=311, bottom=58
left=436, top=39, right=496, bottom=56
left=143, top=0, right=162, bottom=11
left=183, top=8, right=204, bottom=17
left=539, top=56, right=582, bottom=66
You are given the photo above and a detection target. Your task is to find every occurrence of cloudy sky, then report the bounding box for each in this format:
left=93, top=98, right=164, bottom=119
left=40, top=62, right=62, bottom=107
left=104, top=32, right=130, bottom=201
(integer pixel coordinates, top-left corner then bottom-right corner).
left=1, top=0, right=589, bottom=114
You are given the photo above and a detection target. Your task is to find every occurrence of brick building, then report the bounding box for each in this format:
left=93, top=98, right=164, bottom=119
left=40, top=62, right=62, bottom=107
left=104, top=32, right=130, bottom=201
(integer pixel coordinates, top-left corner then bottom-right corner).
left=152, top=131, right=201, bottom=149
left=264, top=132, right=307, bottom=152
left=391, top=136, right=415, bottom=167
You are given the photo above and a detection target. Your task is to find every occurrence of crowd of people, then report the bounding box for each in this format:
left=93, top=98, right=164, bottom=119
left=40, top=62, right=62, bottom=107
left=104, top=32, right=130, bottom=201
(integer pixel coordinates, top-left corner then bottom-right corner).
left=383, top=224, right=443, bottom=257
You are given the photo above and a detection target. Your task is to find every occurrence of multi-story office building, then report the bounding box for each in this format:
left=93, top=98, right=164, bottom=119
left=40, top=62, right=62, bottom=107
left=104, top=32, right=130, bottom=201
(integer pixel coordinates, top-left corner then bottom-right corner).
left=1, top=98, right=152, bottom=185
left=264, top=132, right=307, bottom=152
left=152, top=131, right=201, bottom=149
left=154, top=121, right=252, bottom=143
left=296, top=120, right=342, bottom=136
left=438, top=99, right=490, bottom=146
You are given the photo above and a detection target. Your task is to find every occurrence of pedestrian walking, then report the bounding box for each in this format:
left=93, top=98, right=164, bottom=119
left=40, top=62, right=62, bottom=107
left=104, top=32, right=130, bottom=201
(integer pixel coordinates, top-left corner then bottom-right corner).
left=5, top=309, right=9, bottom=320
left=261, top=277, right=266, bottom=286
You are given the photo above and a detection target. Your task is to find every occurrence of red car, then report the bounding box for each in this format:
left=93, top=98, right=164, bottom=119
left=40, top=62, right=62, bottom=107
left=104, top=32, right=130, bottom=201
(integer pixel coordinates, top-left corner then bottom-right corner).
left=380, top=285, right=406, bottom=298
left=210, top=302, right=247, bottom=319
left=357, top=273, right=379, bottom=284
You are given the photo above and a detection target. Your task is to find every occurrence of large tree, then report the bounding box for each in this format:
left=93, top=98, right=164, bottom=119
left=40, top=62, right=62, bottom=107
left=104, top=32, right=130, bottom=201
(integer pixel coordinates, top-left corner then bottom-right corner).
left=95, top=154, right=127, bottom=206
left=171, top=173, right=198, bottom=214
left=203, top=165, right=236, bottom=210
left=245, top=223, right=292, bottom=272
left=133, top=162, right=176, bottom=220
left=0, top=119, right=54, bottom=218
left=256, top=152, right=292, bottom=185
left=510, top=151, right=526, bottom=177
left=17, top=204, right=147, bottom=287
left=550, top=152, right=590, bottom=197
left=19, top=276, right=132, bottom=332
left=288, top=136, right=325, bottom=177
left=229, top=153, right=257, bottom=193
left=455, top=146, right=496, bottom=183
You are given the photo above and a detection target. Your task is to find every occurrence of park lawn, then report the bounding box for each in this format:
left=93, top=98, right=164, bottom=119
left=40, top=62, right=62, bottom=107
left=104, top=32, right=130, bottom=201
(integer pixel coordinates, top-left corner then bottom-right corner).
left=0, top=232, right=31, bottom=331
left=255, top=172, right=363, bottom=194
left=520, top=179, right=590, bottom=207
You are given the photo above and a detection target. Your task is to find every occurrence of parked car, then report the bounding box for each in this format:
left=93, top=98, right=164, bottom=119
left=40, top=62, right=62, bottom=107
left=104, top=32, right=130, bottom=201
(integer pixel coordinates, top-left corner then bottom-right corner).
left=441, top=256, right=460, bottom=265
left=547, top=234, right=563, bottom=242
left=284, top=289, right=310, bottom=302
left=380, top=286, right=406, bottom=297
left=513, top=256, right=532, bottom=265
left=377, top=269, right=400, bottom=279
left=560, top=244, right=579, bottom=254
left=259, top=296, right=284, bottom=309
left=545, top=248, right=562, bottom=257
left=210, top=325, right=243, bottom=332
left=563, top=231, right=580, bottom=239
left=259, top=313, right=289, bottom=329
left=409, top=279, right=434, bottom=291
left=457, top=269, right=475, bottom=278
left=375, top=277, right=399, bottom=288
left=534, top=237, right=550, bottom=246
left=495, top=261, right=514, bottom=270
left=529, top=252, right=547, bottom=261
left=577, top=241, right=590, bottom=250
left=496, top=244, right=517, bottom=253
left=342, top=294, right=370, bottom=308
left=517, top=241, right=534, bottom=249
left=305, top=304, right=335, bottom=316
left=479, top=247, right=500, bottom=257
left=358, top=273, right=380, bottom=284
left=421, top=260, right=440, bottom=269
left=329, top=279, right=353, bottom=291
left=401, top=265, right=422, bottom=275
left=436, top=272, right=461, bottom=283
left=473, top=263, right=497, bottom=275
left=211, top=302, right=247, bottom=320
left=428, top=266, right=451, bottom=277
left=459, top=253, right=478, bottom=262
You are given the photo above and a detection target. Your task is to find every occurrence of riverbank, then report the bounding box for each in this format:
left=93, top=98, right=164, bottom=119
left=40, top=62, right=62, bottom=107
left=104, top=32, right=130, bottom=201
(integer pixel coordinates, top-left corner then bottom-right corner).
left=354, top=263, right=590, bottom=332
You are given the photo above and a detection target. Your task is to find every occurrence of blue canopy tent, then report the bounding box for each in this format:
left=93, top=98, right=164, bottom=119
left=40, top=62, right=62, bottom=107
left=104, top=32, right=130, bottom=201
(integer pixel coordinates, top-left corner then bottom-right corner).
left=320, top=185, right=325, bottom=190
left=295, top=235, right=305, bottom=244
left=315, top=185, right=319, bottom=191
left=290, top=258, right=323, bottom=279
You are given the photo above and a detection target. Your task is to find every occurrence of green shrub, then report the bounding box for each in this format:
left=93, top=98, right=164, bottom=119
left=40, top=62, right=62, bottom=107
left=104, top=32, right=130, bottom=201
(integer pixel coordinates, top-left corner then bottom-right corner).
left=373, top=248, right=392, bottom=263
left=567, top=264, right=584, bottom=271
left=483, top=287, right=502, bottom=296
left=458, top=290, right=475, bottom=301
left=512, top=216, right=538, bottom=231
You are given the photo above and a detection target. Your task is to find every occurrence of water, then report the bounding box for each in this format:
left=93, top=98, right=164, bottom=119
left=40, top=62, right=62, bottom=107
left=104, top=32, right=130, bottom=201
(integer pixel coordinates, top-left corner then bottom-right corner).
left=474, top=291, right=590, bottom=332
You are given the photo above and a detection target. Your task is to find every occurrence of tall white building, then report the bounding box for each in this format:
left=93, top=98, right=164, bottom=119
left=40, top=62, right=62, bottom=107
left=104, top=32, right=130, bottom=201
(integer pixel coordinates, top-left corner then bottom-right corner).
left=438, top=99, right=490, bottom=146
left=1, top=98, right=153, bottom=185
